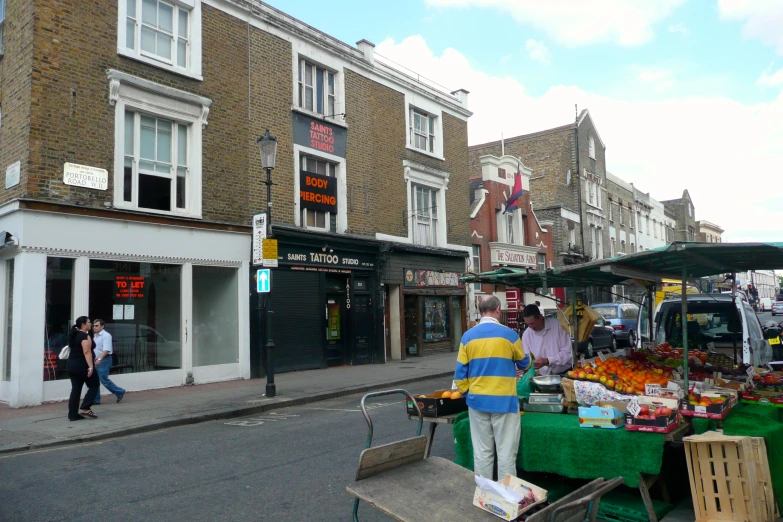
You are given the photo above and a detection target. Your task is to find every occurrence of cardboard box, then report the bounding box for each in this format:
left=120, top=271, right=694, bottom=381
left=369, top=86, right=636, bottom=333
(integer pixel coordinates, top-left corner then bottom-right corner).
left=578, top=401, right=627, bottom=429
left=680, top=391, right=733, bottom=420
left=473, top=474, right=547, bottom=520
left=625, top=396, right=680, bottom=433
left=406, top=390, right=468, bottom=418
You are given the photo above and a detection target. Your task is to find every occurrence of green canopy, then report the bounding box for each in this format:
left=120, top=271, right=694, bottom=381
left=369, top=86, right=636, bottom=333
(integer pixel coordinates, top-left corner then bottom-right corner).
left=461, top=241, right=783, bottom=289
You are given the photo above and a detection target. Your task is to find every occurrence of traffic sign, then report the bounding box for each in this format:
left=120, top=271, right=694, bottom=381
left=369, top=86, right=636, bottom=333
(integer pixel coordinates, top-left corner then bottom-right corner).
left=257, top=269, right=271, bottom=293
left=252, top=213, right=267, bottom=266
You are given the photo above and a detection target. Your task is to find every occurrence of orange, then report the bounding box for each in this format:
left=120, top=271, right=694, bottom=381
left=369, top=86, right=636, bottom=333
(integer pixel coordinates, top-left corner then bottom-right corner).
left=440, top=391, right=452, bottom=399
left=450, top=391, right=462, bottom=399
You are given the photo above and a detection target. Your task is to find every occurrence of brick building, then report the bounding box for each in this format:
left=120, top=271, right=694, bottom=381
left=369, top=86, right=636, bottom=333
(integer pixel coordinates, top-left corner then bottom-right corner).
left=468, top=110, right=608, bottom=270
left=468, top=155, right=554, bottom=323
left=662, top=190, right=697, bottom=242
left=0, top=1, right=470, bottom=406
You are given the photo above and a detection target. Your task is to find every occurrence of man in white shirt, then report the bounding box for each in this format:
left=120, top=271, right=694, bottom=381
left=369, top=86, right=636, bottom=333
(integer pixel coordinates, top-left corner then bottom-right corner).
left=521, top=305, right=574, bottom=376
left=93, top=319, right=125, bottom=404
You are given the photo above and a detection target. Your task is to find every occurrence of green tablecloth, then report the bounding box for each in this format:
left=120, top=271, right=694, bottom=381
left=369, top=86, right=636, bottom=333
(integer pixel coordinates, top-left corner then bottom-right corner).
left=453, top=411, right=665, bottom=488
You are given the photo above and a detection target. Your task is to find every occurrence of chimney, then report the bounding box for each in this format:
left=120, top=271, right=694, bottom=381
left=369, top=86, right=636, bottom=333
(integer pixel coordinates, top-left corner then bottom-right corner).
left=451, top=88, right=470, bottom=109
left=356, top=39, right=375, bottom=64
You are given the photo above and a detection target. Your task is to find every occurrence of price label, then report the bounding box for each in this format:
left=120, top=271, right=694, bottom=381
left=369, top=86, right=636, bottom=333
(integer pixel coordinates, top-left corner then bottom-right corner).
left=695, top=405, right=707, bottom=413
left=707, top=342, right=715, bottom=352
left=746, top=366, right=756, bottom=377
left=627, top=399, right=641, bottom=417
left=672, top=370, right=682, bottom=381
left=642, top=342, right=655, bottom=350
left=580, top=355, right=586, bottom=367
left=451, top=380, right=458, bottom=390
left=645, top=384, right=661, bottom=396
left=598, top=351, right=608, bottom=362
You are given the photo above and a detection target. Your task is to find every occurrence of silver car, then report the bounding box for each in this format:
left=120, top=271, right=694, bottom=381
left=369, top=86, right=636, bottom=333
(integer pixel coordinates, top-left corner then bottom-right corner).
left=772, top=302, right=783, bottom=316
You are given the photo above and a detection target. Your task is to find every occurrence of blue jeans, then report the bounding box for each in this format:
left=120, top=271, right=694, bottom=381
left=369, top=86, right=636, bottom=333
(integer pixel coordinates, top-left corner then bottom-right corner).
left=95, top=355, right=125, bottom=403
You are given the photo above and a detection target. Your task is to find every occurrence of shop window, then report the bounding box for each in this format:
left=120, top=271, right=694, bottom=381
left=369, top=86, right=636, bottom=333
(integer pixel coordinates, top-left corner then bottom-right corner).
left=2, top=259, right=12, bottom=381
left=44, top=258, right=75, bottom=381
left=412, top=184, right=438, bottom=247
left=301, top=154, right=337, bottom=231
left=89, top=260, right=181, bottom=373
left=423, top=296, right=449, bottom=341
left=118, top=0, right=202, bottom=79
left=193, top=266, right=238, bottom=367
left=298, top=58, right=336, bottom=116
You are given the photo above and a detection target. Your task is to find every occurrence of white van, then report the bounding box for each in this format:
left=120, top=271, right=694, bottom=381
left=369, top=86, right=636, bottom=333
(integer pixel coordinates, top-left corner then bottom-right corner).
left=760, top=297, right=772, bottom=311
left=636, top=293, right=773, bottom=367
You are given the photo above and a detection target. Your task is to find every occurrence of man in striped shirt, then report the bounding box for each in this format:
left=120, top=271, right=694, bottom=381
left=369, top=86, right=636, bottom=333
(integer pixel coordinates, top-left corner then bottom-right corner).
left=454, top=296, right=531, bottom=479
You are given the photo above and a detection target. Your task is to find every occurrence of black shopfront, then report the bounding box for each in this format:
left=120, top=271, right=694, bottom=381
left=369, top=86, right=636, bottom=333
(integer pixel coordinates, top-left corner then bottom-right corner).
left=251, top=227, right=382, bottom=376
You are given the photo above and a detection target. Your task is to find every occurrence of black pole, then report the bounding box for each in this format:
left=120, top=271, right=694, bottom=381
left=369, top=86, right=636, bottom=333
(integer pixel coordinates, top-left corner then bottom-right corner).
left=265, top=165, right=276, bottom=398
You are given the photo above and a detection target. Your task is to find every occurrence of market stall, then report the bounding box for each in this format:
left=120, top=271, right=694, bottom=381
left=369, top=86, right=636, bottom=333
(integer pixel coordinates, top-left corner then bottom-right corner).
left=456, top=242, right=783, bottom=521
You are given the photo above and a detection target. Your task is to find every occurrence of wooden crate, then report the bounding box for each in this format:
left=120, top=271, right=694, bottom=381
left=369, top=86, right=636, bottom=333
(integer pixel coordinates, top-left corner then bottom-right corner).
left=683, top=431, right=778, bottom=522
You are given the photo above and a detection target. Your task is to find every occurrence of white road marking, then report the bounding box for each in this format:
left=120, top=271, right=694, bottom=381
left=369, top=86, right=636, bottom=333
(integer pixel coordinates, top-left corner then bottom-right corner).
left=302, top=401, right=403, bottom=413
left=224, top=413, right=300, bottom=427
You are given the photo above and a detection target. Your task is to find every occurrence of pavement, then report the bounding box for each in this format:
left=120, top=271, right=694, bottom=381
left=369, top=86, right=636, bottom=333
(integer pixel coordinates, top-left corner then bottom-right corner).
left=0, top=352, right=456, bottom=454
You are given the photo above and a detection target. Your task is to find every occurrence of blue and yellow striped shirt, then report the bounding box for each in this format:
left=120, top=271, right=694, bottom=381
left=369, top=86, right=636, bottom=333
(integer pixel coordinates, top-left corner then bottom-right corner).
left=454, top=318, right=531, bottom=413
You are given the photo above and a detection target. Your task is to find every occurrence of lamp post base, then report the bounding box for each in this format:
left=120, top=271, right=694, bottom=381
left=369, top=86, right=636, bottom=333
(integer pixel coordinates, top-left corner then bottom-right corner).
left=265, top=382, right=276, bottom=398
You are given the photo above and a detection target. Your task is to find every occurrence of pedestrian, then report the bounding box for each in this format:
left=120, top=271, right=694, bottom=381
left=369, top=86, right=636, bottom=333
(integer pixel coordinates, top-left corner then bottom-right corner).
left=521, top=304, right=573, bottom=376
left=454, top=296, right=531, bottom=480
left=535, top=300, right=541, bottom=308
left=92, top=319, right=125, bottom=404
left=66, top=316, right=100, bottom=421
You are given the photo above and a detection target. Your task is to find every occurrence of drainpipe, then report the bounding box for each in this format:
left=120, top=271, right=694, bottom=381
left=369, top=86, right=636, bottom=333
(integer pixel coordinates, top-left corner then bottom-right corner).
left=575, top=105, right=586, bottom=257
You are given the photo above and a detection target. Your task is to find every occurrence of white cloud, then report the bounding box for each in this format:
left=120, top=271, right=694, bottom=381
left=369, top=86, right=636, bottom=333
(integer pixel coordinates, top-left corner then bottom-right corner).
left=376, top=35, right=783, bottom=242
left=631, top=65, right=676, bottom=91
left=668, top=23, right=690, bottom=35
left=426, top=0, right=685, bottom=46
left=525, top=39, right=551, bottom=65
left=757, top=64, right=783, bottom=87
left=718, top=0, right=783, bottom=54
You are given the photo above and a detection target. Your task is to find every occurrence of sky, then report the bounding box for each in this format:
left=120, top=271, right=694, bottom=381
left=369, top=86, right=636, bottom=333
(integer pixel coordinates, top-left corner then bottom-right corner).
left=265, top=0, right=783, bottom=242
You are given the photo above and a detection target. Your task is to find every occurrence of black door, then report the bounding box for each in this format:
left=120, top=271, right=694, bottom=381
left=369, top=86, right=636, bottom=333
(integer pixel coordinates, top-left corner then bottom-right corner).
left=269, top=270, right=322, bottom=373
left=325, top=294, right=346, bottom=366
left=353, top=294, right=372, bottom=365
left=404, top=295, right=419, bottom=356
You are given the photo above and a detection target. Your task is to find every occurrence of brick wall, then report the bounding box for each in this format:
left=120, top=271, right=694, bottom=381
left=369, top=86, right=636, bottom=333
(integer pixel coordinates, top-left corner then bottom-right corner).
left=0, top=0, right=36, bottom=203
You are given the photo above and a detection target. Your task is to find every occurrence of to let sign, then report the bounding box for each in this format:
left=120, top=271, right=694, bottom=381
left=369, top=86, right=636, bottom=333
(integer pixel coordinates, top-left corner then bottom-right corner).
left=300, top=170, right=337, bottom=213
left=63, top=162, right=108, bottom=191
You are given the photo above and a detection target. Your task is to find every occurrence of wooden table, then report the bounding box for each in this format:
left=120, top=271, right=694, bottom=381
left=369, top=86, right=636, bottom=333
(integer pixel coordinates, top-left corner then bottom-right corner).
left=408, top=413, right=460, bottom=458
left=347, top=456, right=498, bottom=522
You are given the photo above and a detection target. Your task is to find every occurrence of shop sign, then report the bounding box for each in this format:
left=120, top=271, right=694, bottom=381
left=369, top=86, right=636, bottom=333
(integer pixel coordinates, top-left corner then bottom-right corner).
left=278, top=243, right=375, bottom=270
left=300, top=170, right=337, bottom=213
left=5, top=161, right=20, bottom=189
left=292, top=112, right=347, bottom=158
left=490, top=244, right=537, bottom=268
left=115, top=275, right=145, bottom=299
left=63, top=162, right=108, bottom=190
left=404, top=269, right=464, bottom=288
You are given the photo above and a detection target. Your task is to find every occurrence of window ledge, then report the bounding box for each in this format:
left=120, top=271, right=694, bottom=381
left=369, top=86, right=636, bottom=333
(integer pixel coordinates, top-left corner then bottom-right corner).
left=291, top=106, right=349, bottom=129
left=113, top=202, right=203, bottom=220
left=405, top=144, right=444, bottom=161
left=118, top=48, right=203, bottom=81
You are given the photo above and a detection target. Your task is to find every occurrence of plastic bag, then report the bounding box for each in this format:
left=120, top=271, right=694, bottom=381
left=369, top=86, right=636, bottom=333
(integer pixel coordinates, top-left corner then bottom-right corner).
left=516, top=363, right=536, bottom=400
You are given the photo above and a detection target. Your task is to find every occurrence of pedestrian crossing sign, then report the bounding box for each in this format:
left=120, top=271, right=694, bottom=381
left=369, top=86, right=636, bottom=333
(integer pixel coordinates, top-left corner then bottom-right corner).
left=257, top=269, right=271, bottom=293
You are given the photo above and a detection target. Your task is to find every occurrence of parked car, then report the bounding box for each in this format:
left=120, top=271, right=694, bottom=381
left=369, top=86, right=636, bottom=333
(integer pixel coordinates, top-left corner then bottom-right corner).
left=772, top=301, right=783, bottom=316
left=575, top=315, right=617, bottom=358
left=591, top=303, right=639, bottom=347
left=636, top=293, right=773, bottom=367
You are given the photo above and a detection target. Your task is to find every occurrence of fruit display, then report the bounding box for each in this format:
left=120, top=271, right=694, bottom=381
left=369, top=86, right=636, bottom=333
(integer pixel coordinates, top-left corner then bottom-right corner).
left=406, top=389, right=468, bottom=417
left=624, top=396, right=680, bottom=433
left=680, top=392, right=733, bottom=419
left=566, top=357, right=674, bottom=395
left=751, top=374, right=783, bottom=392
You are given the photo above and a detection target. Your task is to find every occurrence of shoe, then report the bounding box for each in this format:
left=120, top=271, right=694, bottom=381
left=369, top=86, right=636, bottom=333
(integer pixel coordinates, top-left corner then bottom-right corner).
left=80, top=410, right=98, bottom=419
left=69, top=414, right=86, bottom=421
left=116, top=394, right=124, bottom=403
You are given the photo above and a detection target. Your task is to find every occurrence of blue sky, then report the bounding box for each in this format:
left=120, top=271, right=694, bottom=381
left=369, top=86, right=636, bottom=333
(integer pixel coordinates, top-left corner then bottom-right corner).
left=266, top=0, right=783, bottom=242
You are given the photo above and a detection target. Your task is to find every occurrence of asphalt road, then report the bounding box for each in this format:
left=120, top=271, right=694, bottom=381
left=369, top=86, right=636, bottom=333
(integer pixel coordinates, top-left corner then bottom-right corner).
left=0, top=377, right=459, bottom=522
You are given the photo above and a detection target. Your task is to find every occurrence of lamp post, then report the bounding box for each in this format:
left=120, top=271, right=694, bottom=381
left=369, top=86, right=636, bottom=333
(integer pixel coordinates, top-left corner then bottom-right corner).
left=257, top=129, right=278, bottom=398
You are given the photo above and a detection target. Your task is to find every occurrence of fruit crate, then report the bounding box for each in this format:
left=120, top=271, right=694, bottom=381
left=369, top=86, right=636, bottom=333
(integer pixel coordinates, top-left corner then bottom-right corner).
left=684, top=431, right=779, bottom=522
left=596, top=491, right=672, bottom=522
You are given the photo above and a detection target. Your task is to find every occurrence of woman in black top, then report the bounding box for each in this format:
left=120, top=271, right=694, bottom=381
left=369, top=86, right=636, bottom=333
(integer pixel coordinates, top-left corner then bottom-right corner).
left=66, top=316, right=100, bottom=421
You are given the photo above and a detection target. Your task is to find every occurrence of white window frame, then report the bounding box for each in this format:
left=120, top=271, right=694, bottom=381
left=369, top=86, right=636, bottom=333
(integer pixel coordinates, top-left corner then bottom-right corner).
left=619, top=205, right=624, bottom=226
left=608, top=201, right=613, bottom=222
left=569, top=227, right=576, bottom=248
left=299, top=154, right=338, bottom=232
left=404, top=162, right=448, bottom=247
left=588, top=135, right=596, bottom=159
left=596, top=227, right=603, bottom=260
left=410, top=108, right=436, bottom=154
left=293, top=145, right=347, bottom=233
left=646, top=216, right=650, bottom=235
left=411, top=184, right=439, bottom=247
left=405, top=94, right=444, bottom=160
left=610, top=238, right=616, bottom=257
left=109, top=70, right=209, bottom=219
left=117, top=0, right=203, bottom=80
left=653, top=219, right=658, bottom=238
left=471, top=245, right=481, bottom=290
left=629, top=209, right=633, bottom=229
left=0, top=0, right=5, bottom=56
left=298, top=58, right=336, bottom=117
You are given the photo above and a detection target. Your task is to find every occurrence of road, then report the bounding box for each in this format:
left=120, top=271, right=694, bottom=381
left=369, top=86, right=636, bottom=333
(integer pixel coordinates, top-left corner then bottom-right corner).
left=0, top=377, right=458, bottom=522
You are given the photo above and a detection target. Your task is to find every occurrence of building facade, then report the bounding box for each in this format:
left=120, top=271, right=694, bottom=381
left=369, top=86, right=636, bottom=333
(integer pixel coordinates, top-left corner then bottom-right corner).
left=0, top=0, right=470, bottom=406
left=468, top=155, right=554, bottom=323
left=468, top=110, right=608, bottom=268
left=662, top=190, right=697, bottom=242
left=606, top=173, right=636, bottom=256
left=697, top=220, right=724, bottom=243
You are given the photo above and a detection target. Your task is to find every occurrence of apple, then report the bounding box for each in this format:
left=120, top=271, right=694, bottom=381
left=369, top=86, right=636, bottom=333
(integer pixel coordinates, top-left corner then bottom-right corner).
left=567, top=371, right=575, bottom=379
left=606, top=379, right=615, bottom=388
left=660, top=407, right=672, bottom=416
left=599, top=376, right=608, bottom=384
left=640, top=405, right=650, bottom=415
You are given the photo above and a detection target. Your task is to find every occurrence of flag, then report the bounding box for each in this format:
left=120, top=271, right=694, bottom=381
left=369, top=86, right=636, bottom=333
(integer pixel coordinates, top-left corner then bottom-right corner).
left=504, top=171, right=523, bottom=213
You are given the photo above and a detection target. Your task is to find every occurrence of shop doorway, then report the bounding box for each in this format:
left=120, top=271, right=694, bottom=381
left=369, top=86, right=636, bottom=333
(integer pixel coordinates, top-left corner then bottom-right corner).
left=325, top=294, right=346, bottom=366
left=451, top=297, right=464, bottom=350
left=352, top=294, right=372, bottom=364
left=404, top=295, right=419, bottom=356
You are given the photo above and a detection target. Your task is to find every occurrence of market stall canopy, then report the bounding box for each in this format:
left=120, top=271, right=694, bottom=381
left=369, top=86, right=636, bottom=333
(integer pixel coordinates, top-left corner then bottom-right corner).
left=461, top=241, right=783, bottom=288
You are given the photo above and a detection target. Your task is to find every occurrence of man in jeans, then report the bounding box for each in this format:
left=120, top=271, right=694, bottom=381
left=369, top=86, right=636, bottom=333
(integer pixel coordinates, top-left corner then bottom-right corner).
left=454, top=296, right=531, bottom=479
left=93, top=319, right=125, bottom=404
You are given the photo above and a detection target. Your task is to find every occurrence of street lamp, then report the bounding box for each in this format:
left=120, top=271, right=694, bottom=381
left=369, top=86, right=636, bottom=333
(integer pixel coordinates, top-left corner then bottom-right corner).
left=257, top=129, right=277, bottom=398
